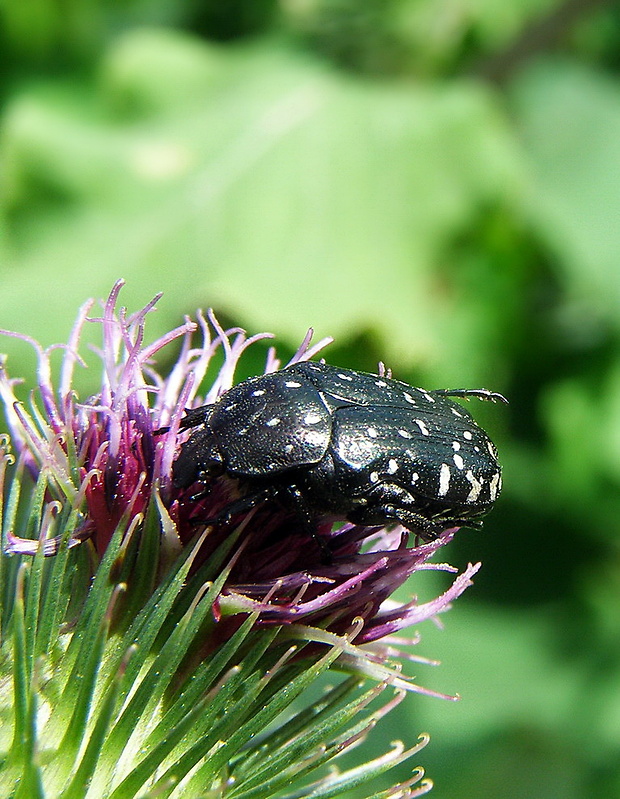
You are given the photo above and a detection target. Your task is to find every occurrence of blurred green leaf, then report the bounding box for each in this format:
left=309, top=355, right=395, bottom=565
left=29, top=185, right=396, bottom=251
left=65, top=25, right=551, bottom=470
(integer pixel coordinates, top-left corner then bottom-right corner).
left=1, top=29, right=522, bottom=378
left=531, top=357, right=620, bottom=539
left=514, top=59, right=620, bottom=331
left=281, top=0, right=561, bottom=75
left=413, top=604, right=581, bottom=743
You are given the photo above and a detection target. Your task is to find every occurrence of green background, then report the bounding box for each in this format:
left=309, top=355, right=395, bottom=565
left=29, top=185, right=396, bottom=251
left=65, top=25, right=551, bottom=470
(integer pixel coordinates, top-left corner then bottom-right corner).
left=2, top=1, right=620, bottom=796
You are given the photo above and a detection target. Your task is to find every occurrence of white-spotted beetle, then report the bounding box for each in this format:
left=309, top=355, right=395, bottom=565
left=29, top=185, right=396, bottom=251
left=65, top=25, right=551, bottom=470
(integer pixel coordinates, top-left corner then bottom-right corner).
left=172, top=362, right=506, bottom=544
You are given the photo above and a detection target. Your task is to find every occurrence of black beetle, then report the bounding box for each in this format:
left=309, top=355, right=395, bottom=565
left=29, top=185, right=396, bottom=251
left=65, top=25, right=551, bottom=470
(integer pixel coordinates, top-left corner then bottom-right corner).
left=172, top=362, right=505, bottom=544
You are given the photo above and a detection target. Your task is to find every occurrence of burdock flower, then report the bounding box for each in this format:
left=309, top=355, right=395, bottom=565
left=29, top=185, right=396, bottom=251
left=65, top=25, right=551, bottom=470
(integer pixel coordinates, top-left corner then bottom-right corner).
left=0, top=281, right=481, bottom=798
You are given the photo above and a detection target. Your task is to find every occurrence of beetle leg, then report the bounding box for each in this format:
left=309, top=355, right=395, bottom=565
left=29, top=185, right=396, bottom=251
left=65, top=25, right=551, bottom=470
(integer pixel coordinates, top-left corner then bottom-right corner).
left=345, top=483, right=447, bottom=541
left=282, top=484, right=333, bottom=563
left=349, top=504, right=440, bottom=540
left=191, top=486, right=279, bottom=527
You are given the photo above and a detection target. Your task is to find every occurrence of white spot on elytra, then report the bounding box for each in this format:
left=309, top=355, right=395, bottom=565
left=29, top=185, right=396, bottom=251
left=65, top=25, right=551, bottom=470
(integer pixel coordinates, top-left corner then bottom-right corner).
left=252, top=389, right=266, bottom=397
left=438, top=463, right=451, bottom=496
left=266, top=417, right=281, bottom=427
left=421, top=391, right=435, bottom=403
left=487, top=441, right=497, bottom=457
left=411, top=472, right=419, bottom=483
left=414, top=419, right=429, bottom=436
left=490, top=471, right=501, bottom=500
left=375, top=380, right=387, bottom=387
left=403, top=392, right=416, bottom=405
left=285, top=381, right=302, bottom=388
left=304, top=412, right=323, bottom=425
left=453, top=453, right=464, bottom=470
left=465, top=470, right=483, bottom=503
left=398, top=429, right=412, bottom=439
left=338, top=373, right=353, bottom=381
left=370, top=471, right=379, bottom=483
left=451, top=407, right=464, bottom=418
left=304, top=431, right=325, bottom=447
left=452, top=441, right=461, bottom=451
left=463, top=430, right=473, bottom=440
left=387, top=458, right=398, bottom=474
left=366, top=427, right=378, bottom=438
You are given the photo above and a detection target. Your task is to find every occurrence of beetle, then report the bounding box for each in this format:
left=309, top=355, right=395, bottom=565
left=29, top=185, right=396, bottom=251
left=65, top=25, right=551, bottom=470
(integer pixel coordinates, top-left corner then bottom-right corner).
left=172, top=361, right=506, bottom=545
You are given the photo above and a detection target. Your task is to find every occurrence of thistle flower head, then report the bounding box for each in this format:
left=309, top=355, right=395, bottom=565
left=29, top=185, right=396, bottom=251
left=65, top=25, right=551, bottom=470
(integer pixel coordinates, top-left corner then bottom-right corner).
left=1, top=281, right=478, bottom=663
left=0, top=281, right=485, bottom=796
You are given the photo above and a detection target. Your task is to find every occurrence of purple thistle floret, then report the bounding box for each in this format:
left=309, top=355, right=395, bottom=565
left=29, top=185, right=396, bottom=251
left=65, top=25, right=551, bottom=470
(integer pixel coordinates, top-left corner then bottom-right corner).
left=0, top=280, right=480, bottom=694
